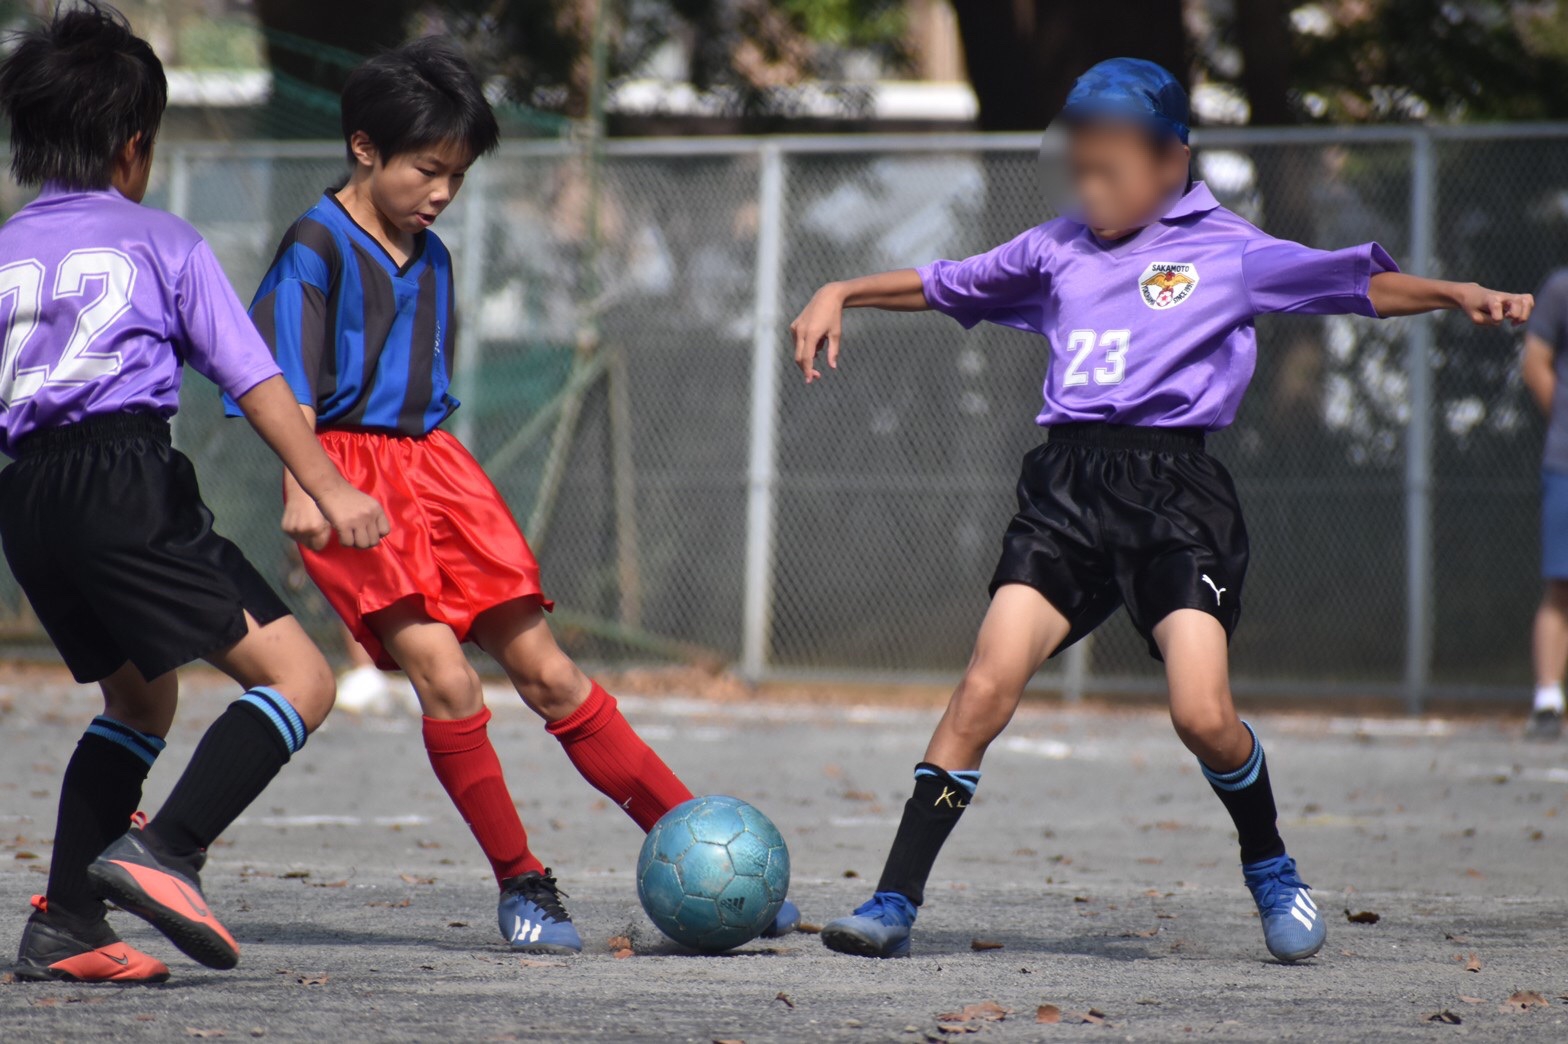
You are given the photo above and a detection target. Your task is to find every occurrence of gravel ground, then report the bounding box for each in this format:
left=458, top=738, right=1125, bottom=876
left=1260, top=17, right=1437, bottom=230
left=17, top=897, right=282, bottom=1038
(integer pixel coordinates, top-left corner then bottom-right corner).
left=2, top=671, right=1566, bottom=1042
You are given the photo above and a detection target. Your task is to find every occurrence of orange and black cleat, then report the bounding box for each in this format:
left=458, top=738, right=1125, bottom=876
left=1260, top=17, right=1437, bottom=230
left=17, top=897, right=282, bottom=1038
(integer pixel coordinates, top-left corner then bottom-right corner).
left=87, top=829, right=239, bottom=971
left=10, top=895, right=170, bottom=984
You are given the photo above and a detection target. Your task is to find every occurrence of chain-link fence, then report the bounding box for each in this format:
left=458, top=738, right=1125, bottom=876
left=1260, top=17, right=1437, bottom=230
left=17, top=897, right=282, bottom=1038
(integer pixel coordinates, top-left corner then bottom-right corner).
left=2, top=125, right=1561, bottom=708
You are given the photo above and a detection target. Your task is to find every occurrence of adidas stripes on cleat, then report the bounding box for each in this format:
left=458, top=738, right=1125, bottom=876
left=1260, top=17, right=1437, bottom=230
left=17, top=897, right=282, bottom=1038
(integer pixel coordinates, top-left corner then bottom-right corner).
left=9, top=895, right=169, bottom=984
left=820, top=891, right=916, bottom=958
left=87, top=829, right=239, bottom=970
left=1243, top=853, right=1326, bottom=962
left=497, top=870, right=582, bottom=955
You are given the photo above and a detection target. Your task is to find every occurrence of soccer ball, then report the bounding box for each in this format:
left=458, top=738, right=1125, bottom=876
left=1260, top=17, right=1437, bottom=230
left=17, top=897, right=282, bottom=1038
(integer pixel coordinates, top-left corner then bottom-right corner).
left=636, top=795, right=790, bottom=952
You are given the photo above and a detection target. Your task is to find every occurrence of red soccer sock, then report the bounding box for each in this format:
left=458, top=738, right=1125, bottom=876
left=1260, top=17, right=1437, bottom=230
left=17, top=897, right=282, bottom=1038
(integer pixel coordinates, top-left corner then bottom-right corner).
left=546, top=682, right=694, bottom=831
left=422, top=707, right=544, bottom=884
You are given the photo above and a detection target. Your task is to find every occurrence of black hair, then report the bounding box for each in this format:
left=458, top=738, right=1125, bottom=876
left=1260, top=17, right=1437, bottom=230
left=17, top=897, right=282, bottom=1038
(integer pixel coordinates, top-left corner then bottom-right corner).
left=340, top=38, right=499, bottom=167
left=0, top=1, right=166, bottom=189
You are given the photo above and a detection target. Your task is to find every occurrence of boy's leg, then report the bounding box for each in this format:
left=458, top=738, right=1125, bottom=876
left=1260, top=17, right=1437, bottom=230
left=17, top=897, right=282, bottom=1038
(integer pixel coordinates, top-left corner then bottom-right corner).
left=369, top=601, right=577, bottom=954
left=469, top=599, right=693, bottom=832
left=371, top=600, right=545, bottom=885
left=12, top=662, right=174, bottom=983
left=1528, top=580, right=1568, bottom=739
left=1154, top=609, right=1322, bottom=962
left=88, top=612, right=333, bottom=970
left=822, top=584, right=1069, bottom=958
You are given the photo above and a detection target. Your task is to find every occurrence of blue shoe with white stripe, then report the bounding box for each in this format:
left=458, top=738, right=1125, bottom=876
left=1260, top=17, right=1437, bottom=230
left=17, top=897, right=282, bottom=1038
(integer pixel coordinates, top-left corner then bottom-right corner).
left=497, top=870, right=581, bottom=954
left=820, top=891, right=916, bottom=958
left=1243, top=854, right=1325, bottom=962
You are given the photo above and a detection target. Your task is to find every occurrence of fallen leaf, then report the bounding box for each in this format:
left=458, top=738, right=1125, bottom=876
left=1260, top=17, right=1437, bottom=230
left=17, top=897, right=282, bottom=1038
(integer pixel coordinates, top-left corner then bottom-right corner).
left=296, top=973, right=328, bottom=986
left=775, top=992, right=795, bottom=1009
left=607, top=935, right=633, bottom=952
left=936, top=1001, right=1010, bottom=1024
left=1339, top=950, right=1359, bottom=958
left=135, top=1014, right=156, bottom=1022
left=0, top=972, right=13, bottom=985
left=1122, top=928, right=1159, bottom=939
left=185, top=1030, right=226, bottom=1039
left=611, top=948, right=634, bottom=959
left=1444, top=933, right=1469, bottom=943
left=970, top=939, right=1005, bottom=951
left=308, top=880, right=348, bottom=889
left=1458, top=996, right=1486, bottom=1005
left=280, top=870, right=309, bottom=879
left=1464, top=953, right=1482, bottom=973
left=1424, top=1010, right=1462, bottom=1025
left=14, top=851, right=37, bottom=860
left=1036, top=1004, right=1061, bottom=1024
left=516, top=959, right=558, bottom=968
left=448, top=921, right=468, bottom=928
left=366, top=899, right=411, bottom=908
left=399, top=874, right=435, bottom=886
left=1345, top=909, right=1380, bottom=924
left=250, top=1030, right=266, bottom=1038
left=1464, top=868, right=1485, bottom=879
left=842, top=869, right=859, bottom=879
left=797, top=922, right=822, bottom=934
left=1499, top=991, right=1549, bottom=1013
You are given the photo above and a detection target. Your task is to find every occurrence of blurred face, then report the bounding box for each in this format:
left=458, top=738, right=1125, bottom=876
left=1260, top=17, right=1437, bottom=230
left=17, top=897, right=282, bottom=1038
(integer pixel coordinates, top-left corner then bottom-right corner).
left=350, top=132, right=473, bottom=233
left=1066, top=122, right=1190, bottom=237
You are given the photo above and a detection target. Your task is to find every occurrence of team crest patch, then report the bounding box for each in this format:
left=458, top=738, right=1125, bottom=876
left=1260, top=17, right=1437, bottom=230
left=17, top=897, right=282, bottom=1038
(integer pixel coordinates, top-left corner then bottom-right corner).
left=1139, top=262, right=1199, bottom=310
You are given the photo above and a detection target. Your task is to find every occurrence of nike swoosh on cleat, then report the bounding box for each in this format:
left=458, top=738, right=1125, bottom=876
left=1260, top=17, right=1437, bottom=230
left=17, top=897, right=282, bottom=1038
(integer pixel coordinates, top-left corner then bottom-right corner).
left=104, top=951, right=130, bottom=966
left=170, top=878, right=211, bottom=919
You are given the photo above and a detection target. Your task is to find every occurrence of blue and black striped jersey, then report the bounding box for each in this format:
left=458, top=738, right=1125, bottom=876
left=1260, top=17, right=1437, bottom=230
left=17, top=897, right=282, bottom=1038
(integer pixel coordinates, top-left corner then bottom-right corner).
left=226, top=193, right=457, bottom=435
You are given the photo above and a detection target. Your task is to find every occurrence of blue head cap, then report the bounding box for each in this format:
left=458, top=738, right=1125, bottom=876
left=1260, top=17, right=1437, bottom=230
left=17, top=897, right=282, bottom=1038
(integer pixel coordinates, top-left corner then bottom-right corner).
left=1060, top=58, right=1190, bottom=145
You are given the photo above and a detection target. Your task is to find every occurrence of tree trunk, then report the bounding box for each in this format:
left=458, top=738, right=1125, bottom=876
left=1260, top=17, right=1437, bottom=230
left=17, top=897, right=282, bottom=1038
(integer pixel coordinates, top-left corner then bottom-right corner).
left=950, top=0, right=1189, bottom=132
left=1233, top=0, right=1293, bottom=125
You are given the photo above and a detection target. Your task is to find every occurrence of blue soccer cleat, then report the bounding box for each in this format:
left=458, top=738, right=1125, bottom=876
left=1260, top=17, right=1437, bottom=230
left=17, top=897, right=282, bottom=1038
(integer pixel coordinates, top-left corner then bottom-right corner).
left=497, top=870, right=582, bottom=955
left=761, top=898, right=801, bottom=938
left=820, top=891, right=916, bottom=958
left=1243, top=854, right=1325, bottom=962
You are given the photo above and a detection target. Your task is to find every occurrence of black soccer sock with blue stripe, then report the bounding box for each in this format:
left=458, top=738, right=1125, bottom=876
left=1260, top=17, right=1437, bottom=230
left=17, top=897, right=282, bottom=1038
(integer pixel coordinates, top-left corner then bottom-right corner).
left=147, top=688, right=307, bottom=863
left=46, top=716, right=166, bottom=921
left=1200, top=721, right=1286, bottom=866
left=875, top=763, right=982, bottom=906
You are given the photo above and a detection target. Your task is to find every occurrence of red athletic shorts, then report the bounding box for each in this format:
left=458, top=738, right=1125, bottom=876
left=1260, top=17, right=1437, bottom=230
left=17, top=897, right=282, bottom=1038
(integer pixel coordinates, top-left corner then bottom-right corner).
left=301, top=428, right=552, bottom=669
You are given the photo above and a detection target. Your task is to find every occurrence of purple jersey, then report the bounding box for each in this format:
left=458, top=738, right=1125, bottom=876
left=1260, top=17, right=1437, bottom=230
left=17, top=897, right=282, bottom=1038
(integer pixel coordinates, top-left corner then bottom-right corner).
left=918, top=181, right=1398, bottom=430
left=0, top=184, right=281, bottom=457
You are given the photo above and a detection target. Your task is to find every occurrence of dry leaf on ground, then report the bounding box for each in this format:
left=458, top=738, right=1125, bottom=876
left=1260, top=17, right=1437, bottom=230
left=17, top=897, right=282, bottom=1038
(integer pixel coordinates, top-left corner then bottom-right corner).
left=970, top=939, right=1004, bottom=951
left=1036, top=1004, right=1061, bottom=1024
left=1458, top=996, right=1486, bottom=1004
left=774, top=992, right=794, bottom=1009
left=936, top=1001, right=1009, bottom=1024
left=1499, top=991, right=1550, bottom=1013
left=607, top=935, right=632, bottom=951
left=1464, top=953, right=1482, bottom=973
left=1345, top=909, right=1380, bottom=924
left=517, top=959, right=558, bottom=968
left=296, top=973, right=328, bottom=986
left=797, top=922, right=822, bottom=934
left=185, top=1031, right=226, bottom=1039
left=1424, top=1010, right=1462, bottom=1025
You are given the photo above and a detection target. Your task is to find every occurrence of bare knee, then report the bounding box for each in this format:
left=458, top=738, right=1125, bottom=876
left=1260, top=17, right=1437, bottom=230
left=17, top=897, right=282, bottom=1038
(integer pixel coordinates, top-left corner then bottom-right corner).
left=946, top=668, right=1017, bottom=745
left=269, top=651, right=336, bottom=733
left=510, top=652, right=588, bottom=721
left=408, top=658, right=485, bottom=719
left=99, top=664, right=178, bottom=737
left=1169, top=696, right=1244, bottom=766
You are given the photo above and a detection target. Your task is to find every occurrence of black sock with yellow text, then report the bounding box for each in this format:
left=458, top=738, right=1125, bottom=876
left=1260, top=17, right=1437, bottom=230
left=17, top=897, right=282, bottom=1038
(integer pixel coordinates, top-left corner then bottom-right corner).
left=873, top=762, right=981, bottom=905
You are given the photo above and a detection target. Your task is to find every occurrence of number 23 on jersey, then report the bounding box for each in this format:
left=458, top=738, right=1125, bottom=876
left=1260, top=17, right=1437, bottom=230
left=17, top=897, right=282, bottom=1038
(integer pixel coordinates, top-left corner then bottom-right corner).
left=1061, top=328, right=1130, bottom=388
left=0, top=248, right=133, bottom=408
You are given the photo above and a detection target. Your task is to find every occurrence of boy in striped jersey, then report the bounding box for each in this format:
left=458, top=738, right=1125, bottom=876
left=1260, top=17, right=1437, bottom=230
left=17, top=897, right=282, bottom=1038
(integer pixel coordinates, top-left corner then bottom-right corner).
left=237, top=39, right=797, bottom=952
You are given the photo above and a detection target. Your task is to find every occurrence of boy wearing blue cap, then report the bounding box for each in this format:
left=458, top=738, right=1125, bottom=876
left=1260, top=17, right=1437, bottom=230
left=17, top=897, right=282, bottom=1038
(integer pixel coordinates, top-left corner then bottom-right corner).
left=792, top=58, right=1532, bottom=963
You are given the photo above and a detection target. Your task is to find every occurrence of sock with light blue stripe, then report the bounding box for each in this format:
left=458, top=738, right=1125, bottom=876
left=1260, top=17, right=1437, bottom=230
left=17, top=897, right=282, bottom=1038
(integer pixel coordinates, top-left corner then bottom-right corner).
left=146, top=688, right=309, bottom=859
left=1199, top=721, right=1285, bottom=865
left=46, top=716, right=167, bottom=919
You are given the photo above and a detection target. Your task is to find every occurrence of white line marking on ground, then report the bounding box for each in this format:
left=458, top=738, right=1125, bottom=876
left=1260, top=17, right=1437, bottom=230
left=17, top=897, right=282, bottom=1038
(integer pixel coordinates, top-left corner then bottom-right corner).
left=233, top=814, right=431, bottom=827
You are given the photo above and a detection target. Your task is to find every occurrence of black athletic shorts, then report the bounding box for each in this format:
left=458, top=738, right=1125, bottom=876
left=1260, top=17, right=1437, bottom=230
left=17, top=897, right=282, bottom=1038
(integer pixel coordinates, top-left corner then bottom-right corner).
left=0, top=413, right=290, bottom=683
left=989, top=422, right=1249, bottom=661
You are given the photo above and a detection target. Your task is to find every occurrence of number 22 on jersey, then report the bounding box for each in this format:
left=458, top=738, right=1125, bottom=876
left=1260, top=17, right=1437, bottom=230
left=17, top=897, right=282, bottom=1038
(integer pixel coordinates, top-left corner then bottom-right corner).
left=1062, top=328, right=1130, bottom=388
left=0, top=249, right=134, bottom=407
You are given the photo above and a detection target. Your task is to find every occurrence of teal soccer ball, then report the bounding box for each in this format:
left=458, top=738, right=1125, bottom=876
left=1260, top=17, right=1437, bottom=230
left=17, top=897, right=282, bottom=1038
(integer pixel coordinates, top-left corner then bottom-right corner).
left=636, top=795, right=790, bottom=952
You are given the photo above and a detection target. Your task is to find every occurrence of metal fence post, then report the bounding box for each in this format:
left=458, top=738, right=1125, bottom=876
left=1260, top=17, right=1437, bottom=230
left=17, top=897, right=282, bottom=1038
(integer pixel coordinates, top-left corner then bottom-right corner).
left=742, top=143, right=787, bottom=681
left=1404, top=130, right=1437, bottom=715
left=452, top=163, right=490, bottom=448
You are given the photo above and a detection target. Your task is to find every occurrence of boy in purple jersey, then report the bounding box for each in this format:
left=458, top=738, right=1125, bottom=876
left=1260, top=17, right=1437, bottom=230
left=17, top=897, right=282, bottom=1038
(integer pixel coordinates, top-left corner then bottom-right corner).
left=0, top=3, right=387, bottom=982
left=791, top=58, right=1533, bottom=963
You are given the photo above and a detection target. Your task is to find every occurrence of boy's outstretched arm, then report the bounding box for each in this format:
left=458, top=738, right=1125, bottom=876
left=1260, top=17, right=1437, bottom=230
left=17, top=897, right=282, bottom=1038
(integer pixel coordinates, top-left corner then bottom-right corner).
left=1369, top=272, right=1534, bottom=325
left=791, top=269, right=928, bottom=382
left=235, top=376, right=389, bottom=549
